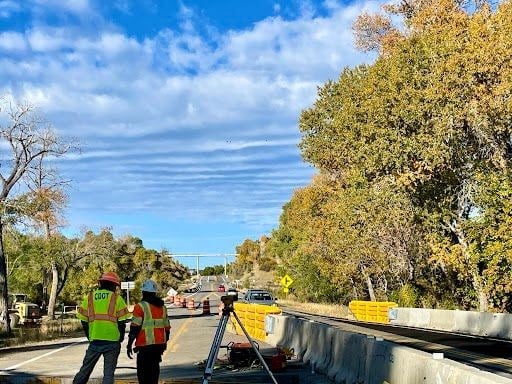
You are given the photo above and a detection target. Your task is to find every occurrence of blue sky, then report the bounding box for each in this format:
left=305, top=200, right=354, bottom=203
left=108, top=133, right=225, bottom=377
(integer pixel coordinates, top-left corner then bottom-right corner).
left=0, top=0, right=381, bottom=268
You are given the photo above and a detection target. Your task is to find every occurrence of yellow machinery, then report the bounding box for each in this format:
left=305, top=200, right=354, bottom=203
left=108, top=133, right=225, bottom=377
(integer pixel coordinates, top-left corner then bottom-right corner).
left=8, top=293, right=43, bottom=327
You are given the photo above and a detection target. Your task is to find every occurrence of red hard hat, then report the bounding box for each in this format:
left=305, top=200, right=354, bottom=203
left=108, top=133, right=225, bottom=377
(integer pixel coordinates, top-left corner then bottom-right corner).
left=99, top=272, right=121, bottom=286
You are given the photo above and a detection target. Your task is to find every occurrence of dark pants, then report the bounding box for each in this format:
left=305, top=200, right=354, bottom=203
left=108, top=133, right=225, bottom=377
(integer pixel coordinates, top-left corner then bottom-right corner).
left=136, top=345, right=165, bottom=384
left=73, top=342, right=121, bottom=384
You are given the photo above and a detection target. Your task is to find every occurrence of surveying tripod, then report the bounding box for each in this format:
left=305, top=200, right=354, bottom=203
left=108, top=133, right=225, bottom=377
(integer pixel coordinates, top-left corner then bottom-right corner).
left=201, top=295, right=279, bottom=384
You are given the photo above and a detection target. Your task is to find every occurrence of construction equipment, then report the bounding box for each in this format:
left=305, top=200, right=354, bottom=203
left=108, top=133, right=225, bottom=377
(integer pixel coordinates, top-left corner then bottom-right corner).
left=226, top=341, right=259, bottom=367
left=201, top=294, right=279, bottom=384
left=8, top=293, right=43, bottom=327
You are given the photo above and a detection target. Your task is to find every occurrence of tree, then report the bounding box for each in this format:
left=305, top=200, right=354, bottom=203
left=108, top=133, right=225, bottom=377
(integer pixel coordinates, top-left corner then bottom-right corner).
left=298, top=0, right=512, bottom=310
left=234, top=239, right=260, bottom=272
left=0, top=99, right=76, bottom=333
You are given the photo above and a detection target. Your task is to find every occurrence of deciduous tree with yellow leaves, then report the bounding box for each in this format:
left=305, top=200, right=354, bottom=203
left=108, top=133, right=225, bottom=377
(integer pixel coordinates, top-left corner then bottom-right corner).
left=264, top=0, right=512, bottom=311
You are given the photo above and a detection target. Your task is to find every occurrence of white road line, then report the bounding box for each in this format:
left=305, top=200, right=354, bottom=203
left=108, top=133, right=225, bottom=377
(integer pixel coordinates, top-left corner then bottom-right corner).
left=2, top=342, right=81, bottom=371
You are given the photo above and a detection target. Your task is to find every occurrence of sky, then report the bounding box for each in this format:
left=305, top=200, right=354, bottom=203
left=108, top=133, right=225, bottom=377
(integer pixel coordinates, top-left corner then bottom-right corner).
left=0, top=0, right=382, bottom=269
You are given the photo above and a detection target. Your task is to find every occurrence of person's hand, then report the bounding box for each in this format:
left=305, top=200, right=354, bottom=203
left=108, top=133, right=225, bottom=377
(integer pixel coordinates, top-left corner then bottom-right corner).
left=127, top=345, right=133, bottom=359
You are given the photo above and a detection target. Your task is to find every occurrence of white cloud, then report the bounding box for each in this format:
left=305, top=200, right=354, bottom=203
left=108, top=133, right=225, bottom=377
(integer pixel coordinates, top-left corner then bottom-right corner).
left=0, top=0, right=20, bottom=18
left=0, top=32, right=27, bottom=51
left=28, top=28, right=75, bottom=51
left=0, top=0, right=384, bottom=242
left=33, top=0, right=91, bottom=13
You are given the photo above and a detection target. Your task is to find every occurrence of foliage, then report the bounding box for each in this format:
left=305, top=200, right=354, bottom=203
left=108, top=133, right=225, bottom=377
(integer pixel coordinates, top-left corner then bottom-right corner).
left=389, top=284, right=419, bottom=308
left=233, top=239, right=262, bottom=274
left=258, top=257, right=277, bottom=272
left=7, top=228, right=191, bottom=307
left=0, top=99, right=78, bottom=332
left=252, top=0, right=512, bottom=311
left=202, top=265, right=225, bottom=276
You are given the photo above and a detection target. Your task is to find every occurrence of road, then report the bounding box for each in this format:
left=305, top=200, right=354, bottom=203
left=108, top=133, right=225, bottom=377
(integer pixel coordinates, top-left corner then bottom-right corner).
left=0, top=276, right=330, bottom=383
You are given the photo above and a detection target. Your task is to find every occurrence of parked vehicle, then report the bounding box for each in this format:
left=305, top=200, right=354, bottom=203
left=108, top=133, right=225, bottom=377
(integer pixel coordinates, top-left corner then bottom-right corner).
left=8, top=293, right=43, bottom=327
left=184, top=283, right=201, bottom=293
left=242, top=289, right=276, bottom=306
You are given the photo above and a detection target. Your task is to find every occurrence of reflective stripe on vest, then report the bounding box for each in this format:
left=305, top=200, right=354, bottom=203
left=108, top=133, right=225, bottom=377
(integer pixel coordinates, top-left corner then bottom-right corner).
left=87, top=292, right=118, bottom=323
left=140, top=301, right=167, bottom=345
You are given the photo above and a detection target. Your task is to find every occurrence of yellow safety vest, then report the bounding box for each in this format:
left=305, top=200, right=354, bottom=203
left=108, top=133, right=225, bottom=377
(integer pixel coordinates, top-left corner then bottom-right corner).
left=77, top=289, right=131, bottom=341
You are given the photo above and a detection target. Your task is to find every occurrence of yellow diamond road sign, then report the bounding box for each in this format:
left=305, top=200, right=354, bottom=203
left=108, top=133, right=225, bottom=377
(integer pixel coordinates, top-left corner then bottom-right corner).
left=280, top=274, right=293, bottom=288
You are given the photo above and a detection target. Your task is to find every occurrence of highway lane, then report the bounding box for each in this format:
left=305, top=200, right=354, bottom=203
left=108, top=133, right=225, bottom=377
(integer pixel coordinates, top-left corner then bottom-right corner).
left=0, top=304, right=225, bottom=379
left=0, top=278, right=328, bottom=383
left=0, top=278, right=331, bottom=383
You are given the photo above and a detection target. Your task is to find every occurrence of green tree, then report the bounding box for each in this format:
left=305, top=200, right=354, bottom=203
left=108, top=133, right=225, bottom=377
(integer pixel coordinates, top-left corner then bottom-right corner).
left=234, top=239, right=260, bottom=272
left=0, top=100, right=76, bottom=332
left=298, top=0, right=512, bottom=310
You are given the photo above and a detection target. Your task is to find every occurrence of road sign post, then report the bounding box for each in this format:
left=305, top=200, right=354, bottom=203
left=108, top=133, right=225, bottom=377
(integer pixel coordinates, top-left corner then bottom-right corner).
left=280, top=274, right=294, bottom=295
left=121, top=281, right=135, bottom=306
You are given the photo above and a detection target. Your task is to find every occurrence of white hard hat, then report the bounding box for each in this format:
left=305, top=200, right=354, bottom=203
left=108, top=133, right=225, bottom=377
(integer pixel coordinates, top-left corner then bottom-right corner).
left=141, top=279, right=158, bottom=293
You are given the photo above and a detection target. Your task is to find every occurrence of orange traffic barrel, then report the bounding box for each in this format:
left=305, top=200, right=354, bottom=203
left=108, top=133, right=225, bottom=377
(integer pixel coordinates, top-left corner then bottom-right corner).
left=168, top=295, right=174, bottom=304
left=187, top=298, right=195, bottom=310
left=202, top=298, right=210, bottom=315
left=181, top=297, right=187, bottom=308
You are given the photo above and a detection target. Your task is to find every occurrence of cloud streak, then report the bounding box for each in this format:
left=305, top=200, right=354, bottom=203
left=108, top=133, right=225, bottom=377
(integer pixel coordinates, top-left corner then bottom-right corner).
left=0, top=0, right=382, bottom=254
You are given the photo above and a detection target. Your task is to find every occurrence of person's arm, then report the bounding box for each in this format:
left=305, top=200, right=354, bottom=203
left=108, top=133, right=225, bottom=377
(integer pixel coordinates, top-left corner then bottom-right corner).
left=76, top=294, right=90, bottom=339
left=126, top=324, right=141, bottom=359
left=81, top=321, right=89, bottom=339
left=126, top=303, right=143, bottom=359
left=118, top=320, right=127, bottom=342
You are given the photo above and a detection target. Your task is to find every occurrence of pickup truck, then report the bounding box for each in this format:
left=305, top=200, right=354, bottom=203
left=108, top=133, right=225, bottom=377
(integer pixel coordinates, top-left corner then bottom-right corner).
left=242, top=289, right=276, bottom=306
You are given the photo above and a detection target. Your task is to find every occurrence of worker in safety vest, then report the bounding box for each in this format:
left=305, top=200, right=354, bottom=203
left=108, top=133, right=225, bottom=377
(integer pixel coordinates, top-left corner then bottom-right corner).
left=127, top=279, right=171, bottom=384
left=73, top=271, right=131, bottom=384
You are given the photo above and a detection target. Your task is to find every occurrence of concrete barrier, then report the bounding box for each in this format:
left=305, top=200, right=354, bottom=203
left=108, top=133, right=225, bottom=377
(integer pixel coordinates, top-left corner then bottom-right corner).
left=0, top=378, right=229, bottom=384
left=390, top=308, right=512, bottom=339
left=265, top=315, right=512, bottom=384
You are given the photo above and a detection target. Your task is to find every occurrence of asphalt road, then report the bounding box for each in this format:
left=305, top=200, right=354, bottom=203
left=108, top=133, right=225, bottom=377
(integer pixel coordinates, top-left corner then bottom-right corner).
left=0, top=277, right=331, bottom=383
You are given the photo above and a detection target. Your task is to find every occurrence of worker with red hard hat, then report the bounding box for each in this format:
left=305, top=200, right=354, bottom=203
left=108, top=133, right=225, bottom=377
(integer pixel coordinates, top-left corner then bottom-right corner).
left=127, top=279, right=171, bottom=384
left=73, top=271, right=131, bottom=384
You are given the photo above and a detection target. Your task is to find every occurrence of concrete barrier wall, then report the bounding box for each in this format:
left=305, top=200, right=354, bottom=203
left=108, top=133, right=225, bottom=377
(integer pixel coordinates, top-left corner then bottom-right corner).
left=390, top=308, right=512, bottom=339
left=265, top=315, right=512, bottom=384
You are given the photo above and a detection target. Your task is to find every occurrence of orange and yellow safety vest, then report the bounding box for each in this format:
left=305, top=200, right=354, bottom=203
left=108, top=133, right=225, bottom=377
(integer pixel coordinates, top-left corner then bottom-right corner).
left=131, top=301, right=170, bottom=347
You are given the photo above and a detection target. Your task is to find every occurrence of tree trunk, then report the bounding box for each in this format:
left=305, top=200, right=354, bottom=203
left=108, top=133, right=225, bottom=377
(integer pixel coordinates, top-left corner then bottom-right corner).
left=449, top=219, right=488, bottom=312
left=47, top=261, right=58, bottom=320
left=360, top=265, right=376, bottom=301
left=0, top=220, right=11, bottom=334
left=472, top=272, right=488, bottom=312
left=366, top=275, right=376, bottom=302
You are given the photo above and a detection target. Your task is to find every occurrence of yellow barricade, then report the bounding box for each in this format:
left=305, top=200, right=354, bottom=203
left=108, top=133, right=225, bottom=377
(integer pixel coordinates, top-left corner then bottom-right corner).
left=231, top=302, right=282, bottom=341
left=348, top=300, right=397, bottom=324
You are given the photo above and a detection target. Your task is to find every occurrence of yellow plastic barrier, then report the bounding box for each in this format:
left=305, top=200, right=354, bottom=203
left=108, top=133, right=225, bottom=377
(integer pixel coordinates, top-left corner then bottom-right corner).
left=231, top=302, right=282, bottom=341
left=349, top=300, right=397, bottom=324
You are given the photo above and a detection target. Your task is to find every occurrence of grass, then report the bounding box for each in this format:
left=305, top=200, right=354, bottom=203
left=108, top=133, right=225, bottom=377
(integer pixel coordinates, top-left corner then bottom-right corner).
left=0, top=318, right=83, bottom=348
left=278, top=299, right=352, bottom=319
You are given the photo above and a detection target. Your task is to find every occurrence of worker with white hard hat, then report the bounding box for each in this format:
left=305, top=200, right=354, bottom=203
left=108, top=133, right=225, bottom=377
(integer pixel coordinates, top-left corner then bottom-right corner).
left=127, top=279, right=171, bottom=384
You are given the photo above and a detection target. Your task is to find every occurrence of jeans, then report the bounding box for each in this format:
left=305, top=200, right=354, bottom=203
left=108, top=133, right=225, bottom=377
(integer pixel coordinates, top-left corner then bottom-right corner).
left=73, top=342, right=121, bottom=384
